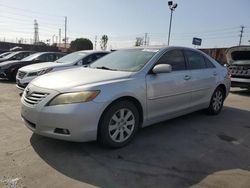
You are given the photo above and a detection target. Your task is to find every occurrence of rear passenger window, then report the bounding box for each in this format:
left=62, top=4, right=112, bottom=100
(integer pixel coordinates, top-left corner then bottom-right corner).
left=204, top=57, right=216, bottom=68
left=157, top=50, right=186, bottom=71
left=185, top=50, right=206, bottom=69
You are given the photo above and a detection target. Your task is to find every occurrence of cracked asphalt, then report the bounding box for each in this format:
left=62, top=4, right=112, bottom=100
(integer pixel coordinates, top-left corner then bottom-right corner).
left=0, top=80, right=250, bottom=188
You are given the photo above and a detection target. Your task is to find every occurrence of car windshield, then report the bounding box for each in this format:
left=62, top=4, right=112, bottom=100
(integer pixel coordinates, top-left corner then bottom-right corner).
left=90, top=49, right=157, bottom=72
left=3, top=52, right=18, bottom=59
left=56, top=51, right=88, bottom=64
left=0, top=52, right=11, bottom=58
left=22, top=53, right=42, bottom=61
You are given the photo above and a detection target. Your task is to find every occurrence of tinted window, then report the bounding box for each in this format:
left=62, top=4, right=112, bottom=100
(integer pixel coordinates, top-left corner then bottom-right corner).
left=55, top=53, right=64, bottom=60
left=185, top=50, right=206, bottom=69
left=157, top=50, right=186, bottom=71
left=82, top=54, right=97, bottom=65
left=95, top=53, right=107, bottom=59
left=39, top=54, right=55, bottom=62
left=204, top=57, right=215, bottom=68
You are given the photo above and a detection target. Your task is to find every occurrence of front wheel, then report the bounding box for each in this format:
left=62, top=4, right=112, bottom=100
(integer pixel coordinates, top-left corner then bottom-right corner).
left=98, top=100, right=140, bottom=148
left=207, top=87, right=225, bottom=115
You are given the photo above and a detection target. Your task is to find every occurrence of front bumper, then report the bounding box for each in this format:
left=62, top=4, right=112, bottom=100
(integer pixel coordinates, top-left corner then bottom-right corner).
left=21, top=85, right=106, bottom=142
left=231, top=77, right=250, bottom=88
left=16, top=76, right=35, bottom=90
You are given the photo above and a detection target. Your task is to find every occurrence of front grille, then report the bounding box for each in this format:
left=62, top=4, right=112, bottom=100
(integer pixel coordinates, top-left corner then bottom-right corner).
left=24, top=91, right=49, bottom=105
left=17, top=71, right=26, bottom=79
left=229, top=66, right=250, bottom=78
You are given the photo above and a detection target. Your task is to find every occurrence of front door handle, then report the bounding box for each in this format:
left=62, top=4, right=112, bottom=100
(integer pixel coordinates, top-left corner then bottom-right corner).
left=184, top=75, right=191, bottom=80
left=213, top=71, right=217, bottom=76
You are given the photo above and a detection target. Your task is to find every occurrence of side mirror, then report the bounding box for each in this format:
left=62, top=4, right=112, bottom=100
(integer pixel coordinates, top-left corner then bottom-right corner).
left=152, top=64, right=172, bottom=74
left=33, top=58, right=40, bottom=63
left=76, top=60, right=83, bottom=65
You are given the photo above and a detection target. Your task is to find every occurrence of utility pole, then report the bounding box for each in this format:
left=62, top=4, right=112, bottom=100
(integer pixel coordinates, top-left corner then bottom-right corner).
left=167, top=1, right=178, bottom=46
left=64, top=16, right=67, bottom=49
left=34, top=19, right=39, bottom=44
left=59, top=28, right=61, bottom=47
left=239, top=25, right=245, bottom=46
left=94, top=35, right=97, bottom=50
left=144, top=33, right=148, bottom=46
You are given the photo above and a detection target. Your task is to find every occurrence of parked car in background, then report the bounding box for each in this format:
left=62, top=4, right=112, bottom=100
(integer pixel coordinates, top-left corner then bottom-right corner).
left=0, top=52, right=12, bottom=58
left=0, top=51, right=35, bottom=63
left=16, top=50, right=109, bottom=90
left=21, top=46, right=230, bottom=148
left=226, top=46, right=250, bottom=90
left=0, top=52, right=65, bottom=81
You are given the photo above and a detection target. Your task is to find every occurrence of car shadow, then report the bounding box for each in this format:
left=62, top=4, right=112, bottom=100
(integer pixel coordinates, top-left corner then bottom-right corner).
left=30, top=106, right=250, bottom=188
left=230, top=88, right=250, bottom=96
left=0, top=78, right=15, bottom=84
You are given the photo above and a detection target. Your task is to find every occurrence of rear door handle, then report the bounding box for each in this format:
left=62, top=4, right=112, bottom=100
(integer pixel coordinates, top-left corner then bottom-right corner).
left=213, top=71, right=217, bottom=76
left=184, top=75, right=191, bottom=80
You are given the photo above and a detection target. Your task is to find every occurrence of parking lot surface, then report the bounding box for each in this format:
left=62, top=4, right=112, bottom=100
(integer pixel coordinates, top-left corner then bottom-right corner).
left=0, top=80, right=250, bottom=188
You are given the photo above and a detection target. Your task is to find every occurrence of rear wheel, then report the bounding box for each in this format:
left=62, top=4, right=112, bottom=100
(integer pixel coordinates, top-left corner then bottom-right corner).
left=7, top=69, right=17, bottom=81
left=98, top=100, right=139, bottom=148
left=207, top=87, right=225, bottom=115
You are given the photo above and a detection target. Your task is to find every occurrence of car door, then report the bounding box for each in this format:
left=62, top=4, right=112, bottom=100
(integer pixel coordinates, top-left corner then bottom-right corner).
left=184, top=50, right=217, bottom=108
left=146, top=49, right=192, bottom=121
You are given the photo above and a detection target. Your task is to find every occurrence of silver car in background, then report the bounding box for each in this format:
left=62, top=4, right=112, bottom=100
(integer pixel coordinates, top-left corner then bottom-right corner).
left=21, top=46, right=230, bottom=148
left=16, top=50, right=109, bottom=90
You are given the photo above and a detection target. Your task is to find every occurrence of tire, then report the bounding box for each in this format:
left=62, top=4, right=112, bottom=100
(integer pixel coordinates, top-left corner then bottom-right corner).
left=7, top=69, right=17, bottom=81
left=98, top=100, right=140, bottom=148
left=207, top=87, right=225, bottom=115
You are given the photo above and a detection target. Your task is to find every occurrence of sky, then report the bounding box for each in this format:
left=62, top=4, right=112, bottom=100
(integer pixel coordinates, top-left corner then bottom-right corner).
left=0, top=0, right=249, bottom=49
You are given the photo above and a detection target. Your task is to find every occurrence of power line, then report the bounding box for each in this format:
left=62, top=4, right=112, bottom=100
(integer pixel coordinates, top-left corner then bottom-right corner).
left=0, top=3, right=63, bottom=18
left=0, top=8, right=64, bottom=22
left=0, top=15, right=63, bottom=28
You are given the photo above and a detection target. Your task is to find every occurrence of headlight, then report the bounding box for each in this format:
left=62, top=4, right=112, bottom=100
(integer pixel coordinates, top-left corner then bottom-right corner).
left=48, top=91, right=100, bottom=106
left=28, top=71, right=39, bottom=77
left=38, top=67, right=53, bottom=75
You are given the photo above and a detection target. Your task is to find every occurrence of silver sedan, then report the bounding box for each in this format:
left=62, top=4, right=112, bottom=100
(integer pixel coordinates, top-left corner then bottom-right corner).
left=21, top=46, right=231, bottom=148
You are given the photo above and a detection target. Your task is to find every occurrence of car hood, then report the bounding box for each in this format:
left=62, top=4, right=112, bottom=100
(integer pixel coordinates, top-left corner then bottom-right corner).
left=0, top=58, right=8, bottom=63
left=0, top=60, right=20, bottom=67
left=20, top=62, right=72, bottom=72
left=31, top=67, right=133, bottom=91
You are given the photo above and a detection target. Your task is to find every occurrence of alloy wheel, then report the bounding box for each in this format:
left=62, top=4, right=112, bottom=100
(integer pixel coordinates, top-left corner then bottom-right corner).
left=108, top=108, right=135, bottom=143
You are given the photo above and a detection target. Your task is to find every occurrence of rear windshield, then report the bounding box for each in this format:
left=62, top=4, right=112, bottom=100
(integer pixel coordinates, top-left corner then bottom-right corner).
left=231, top=51, right=250, bottom=61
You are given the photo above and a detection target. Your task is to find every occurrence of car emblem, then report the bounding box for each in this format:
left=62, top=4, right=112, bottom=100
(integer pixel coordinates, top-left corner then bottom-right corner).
left=25, top=88, right=31, bottom=97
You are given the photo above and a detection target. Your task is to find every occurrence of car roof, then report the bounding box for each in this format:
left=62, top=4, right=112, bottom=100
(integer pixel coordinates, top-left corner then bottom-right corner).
left=76, top=50, right=110, bottom=54
left=30, top=52, right=65, bottom=56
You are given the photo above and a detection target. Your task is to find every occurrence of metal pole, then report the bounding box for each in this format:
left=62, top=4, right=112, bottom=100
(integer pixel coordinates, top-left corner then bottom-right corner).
left=94, top=35, right=97, bottom=50
left=59, top=28, right=61, bottom=47
left=64, top=16, right=67, bottom=49
left=239, top=26, right=244, bottom=46
left=144, top=33, right=148, bottom=46
left=167, top=9, right=173, bottom=46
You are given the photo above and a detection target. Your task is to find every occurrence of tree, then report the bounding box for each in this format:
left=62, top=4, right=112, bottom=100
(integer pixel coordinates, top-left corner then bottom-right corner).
left=70, top=38, right=93, bottom=51
left=100, top=35, right=108, bottom=50
left=135, top=37, right=144, bottom=46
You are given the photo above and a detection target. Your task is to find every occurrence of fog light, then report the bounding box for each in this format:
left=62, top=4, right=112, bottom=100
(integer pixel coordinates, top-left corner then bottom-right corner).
left=54, top=128, right=70, bottom=135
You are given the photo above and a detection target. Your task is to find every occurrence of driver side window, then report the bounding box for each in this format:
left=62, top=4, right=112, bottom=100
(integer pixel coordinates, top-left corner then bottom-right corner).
left=81, top=54, right=97, bottom=65
left=157, top=50, right=186, bottom=71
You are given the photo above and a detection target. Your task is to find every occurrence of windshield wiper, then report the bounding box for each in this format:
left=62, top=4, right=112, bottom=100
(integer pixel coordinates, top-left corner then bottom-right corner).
left=95, top=66, right=117, bottom=71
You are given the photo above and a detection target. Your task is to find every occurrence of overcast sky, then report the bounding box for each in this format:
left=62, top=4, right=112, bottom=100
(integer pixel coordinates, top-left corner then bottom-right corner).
left=0, top=0, right=249, bottom=49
